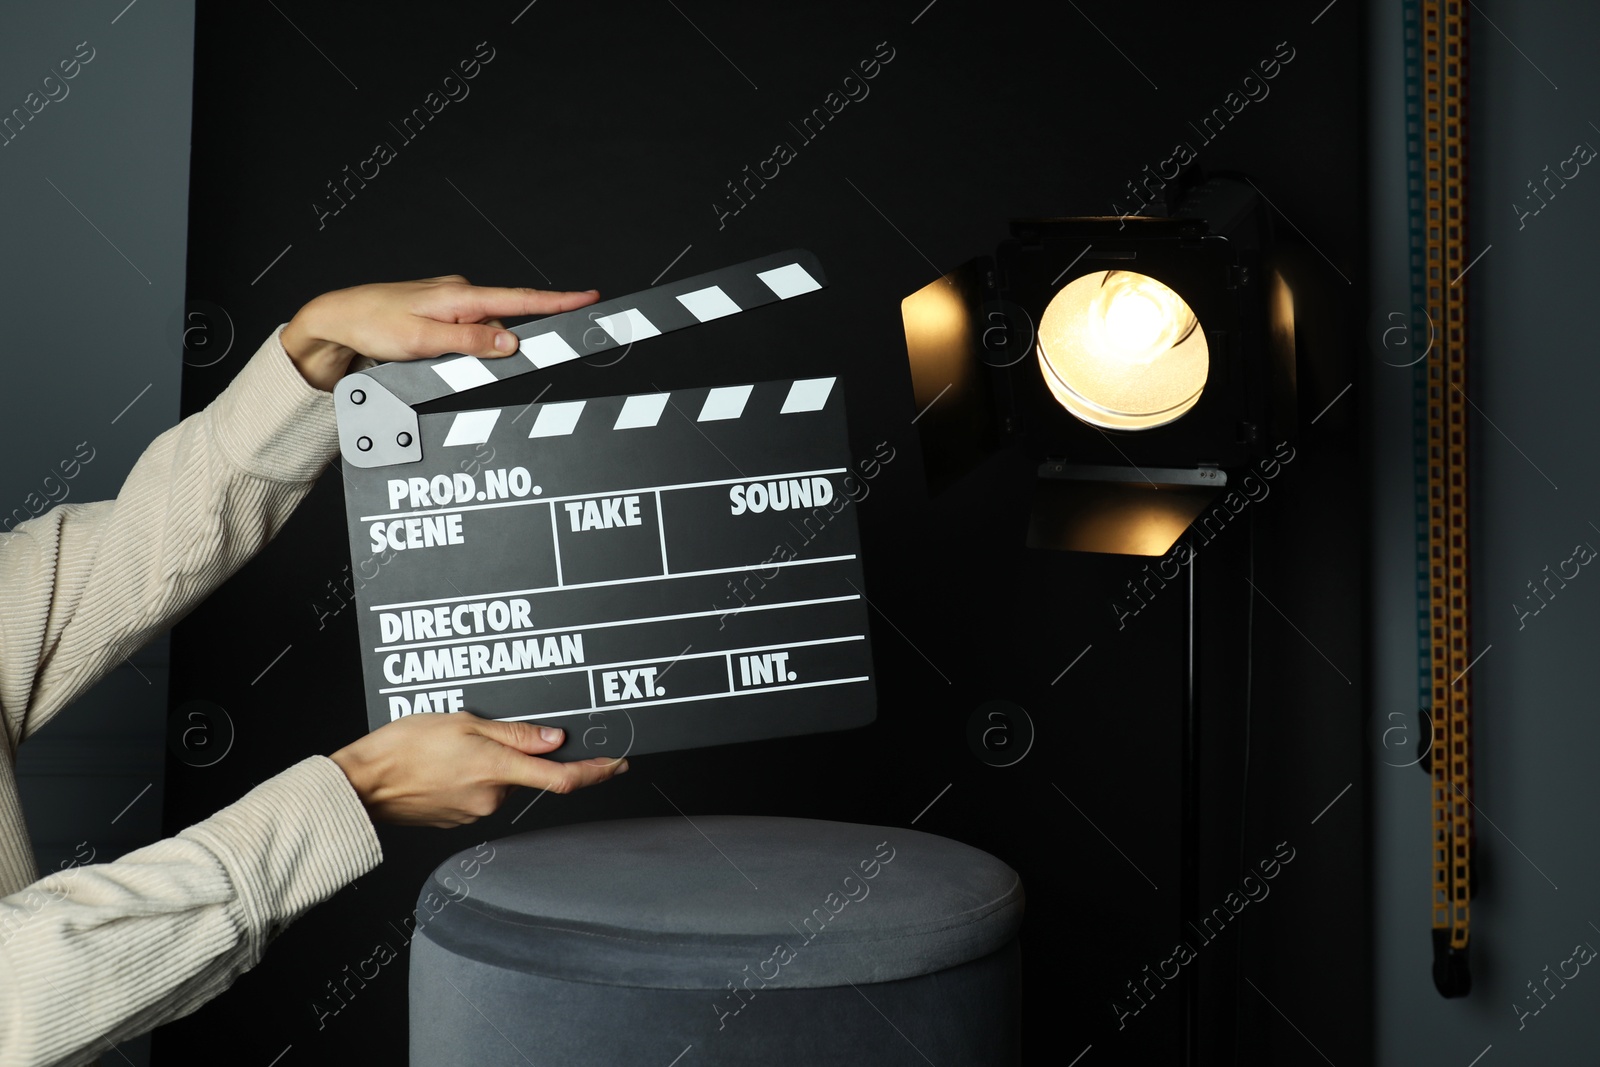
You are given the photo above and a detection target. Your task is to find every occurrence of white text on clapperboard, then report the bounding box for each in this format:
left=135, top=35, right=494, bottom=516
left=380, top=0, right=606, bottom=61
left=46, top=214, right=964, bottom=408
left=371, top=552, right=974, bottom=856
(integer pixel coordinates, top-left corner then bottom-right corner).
left=367, top=464, right=863, bottom=722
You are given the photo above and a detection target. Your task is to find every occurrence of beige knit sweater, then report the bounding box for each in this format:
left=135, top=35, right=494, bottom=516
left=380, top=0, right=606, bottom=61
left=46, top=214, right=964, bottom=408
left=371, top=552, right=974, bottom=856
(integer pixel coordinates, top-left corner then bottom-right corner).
left=0, top=328, right=383, bottom=1067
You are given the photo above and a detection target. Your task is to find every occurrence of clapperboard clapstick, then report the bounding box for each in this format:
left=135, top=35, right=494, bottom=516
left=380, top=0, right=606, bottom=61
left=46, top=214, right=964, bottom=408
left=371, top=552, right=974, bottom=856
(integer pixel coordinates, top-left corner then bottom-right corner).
left=333, top=250, right=876, bottom=760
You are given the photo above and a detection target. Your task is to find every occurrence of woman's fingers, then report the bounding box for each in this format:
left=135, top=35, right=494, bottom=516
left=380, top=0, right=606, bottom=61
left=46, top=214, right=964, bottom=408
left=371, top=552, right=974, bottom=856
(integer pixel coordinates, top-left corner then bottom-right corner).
left=329, top=711, right=628, bottom=827
left=423, top=284, right=600, bottom=323
left=390, top=284, right=603, bottom=360
left=284, top=278, right=601, bottom=387
left=497, top=752, right=629, bottom=795
left=407, top=319, right=522, bottom=359
left=471, top=717, right=565, bottom=756
left=466, top=715, right=631, bottom=798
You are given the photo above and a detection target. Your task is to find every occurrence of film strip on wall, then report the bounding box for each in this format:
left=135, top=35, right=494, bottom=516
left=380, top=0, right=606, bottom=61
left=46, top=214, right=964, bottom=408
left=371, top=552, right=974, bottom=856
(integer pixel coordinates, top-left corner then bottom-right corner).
left=1405, top=0, right=1474, bottom=997
left=332, top=251, right=878, bottom=761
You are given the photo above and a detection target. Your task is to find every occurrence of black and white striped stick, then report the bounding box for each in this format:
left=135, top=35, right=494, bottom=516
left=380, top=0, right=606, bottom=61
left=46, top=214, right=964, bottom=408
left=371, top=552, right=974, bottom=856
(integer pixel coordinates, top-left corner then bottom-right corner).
left=334, top=249, right=827, bottom=468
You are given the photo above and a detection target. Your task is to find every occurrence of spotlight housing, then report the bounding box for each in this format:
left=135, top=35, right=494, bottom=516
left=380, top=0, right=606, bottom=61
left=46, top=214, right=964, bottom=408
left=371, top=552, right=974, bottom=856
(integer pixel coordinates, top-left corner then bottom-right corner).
left=901, top=176, right=1298, bottom=555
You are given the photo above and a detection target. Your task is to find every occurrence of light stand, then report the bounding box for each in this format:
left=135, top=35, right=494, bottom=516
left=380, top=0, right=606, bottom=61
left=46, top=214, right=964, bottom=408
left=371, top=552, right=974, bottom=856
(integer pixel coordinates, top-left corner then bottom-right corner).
left=900, top=174, right=1300, bottom=1064
left=1182, top=540, right=1200, bottom=1065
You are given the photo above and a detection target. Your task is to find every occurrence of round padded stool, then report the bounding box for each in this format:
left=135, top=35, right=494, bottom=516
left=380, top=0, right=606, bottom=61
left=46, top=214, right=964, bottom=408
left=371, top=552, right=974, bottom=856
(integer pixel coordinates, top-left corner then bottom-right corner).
left=409, top=815, right=1024, bottom=1065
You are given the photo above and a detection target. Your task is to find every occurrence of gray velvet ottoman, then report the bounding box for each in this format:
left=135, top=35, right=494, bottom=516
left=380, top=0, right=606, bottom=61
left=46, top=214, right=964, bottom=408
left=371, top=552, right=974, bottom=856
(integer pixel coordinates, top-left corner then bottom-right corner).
left=409, top=815, right=1024, bottom=1065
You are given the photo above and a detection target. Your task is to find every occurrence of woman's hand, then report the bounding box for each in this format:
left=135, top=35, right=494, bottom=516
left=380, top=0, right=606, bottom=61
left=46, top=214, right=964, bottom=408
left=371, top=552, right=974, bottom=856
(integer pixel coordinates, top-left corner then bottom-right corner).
left=329, top=711, right=628, bottom=828
left=280, top=275, right=600, bottom=391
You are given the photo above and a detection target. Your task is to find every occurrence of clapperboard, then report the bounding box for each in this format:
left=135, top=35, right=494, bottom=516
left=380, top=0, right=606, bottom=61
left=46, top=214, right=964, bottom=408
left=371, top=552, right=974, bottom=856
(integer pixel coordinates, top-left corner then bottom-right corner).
left=333, top=250, right=876, bottom=760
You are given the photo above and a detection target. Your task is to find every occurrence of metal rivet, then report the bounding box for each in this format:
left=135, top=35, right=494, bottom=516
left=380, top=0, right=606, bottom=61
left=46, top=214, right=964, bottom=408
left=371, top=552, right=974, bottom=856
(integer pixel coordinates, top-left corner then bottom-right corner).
left=350, top=389, right=366, bottom=405
left=357, top=436, right=373, bottom=452
left=397, top=432, right=413, bottom=448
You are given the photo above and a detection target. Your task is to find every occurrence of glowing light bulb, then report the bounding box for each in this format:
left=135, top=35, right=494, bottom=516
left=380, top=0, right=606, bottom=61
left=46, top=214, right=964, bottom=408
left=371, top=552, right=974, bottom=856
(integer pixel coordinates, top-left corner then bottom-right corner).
left=1104, top=291, right=1166, bottom=354
left=1036, top=270, right=1208, bottom=431
left=1087, top=271, right=1197, bottom=365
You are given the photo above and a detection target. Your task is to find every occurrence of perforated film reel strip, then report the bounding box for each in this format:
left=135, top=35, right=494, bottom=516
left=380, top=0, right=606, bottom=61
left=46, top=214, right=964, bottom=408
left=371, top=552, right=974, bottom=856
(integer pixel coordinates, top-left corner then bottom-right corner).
left=1405, top=0, right=1473, bottom=997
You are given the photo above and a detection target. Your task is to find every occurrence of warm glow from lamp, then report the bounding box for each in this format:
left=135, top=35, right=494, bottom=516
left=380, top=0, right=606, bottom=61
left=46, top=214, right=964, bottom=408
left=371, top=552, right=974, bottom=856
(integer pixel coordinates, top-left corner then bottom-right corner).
left=1037, top=270, right=1209, bottom=430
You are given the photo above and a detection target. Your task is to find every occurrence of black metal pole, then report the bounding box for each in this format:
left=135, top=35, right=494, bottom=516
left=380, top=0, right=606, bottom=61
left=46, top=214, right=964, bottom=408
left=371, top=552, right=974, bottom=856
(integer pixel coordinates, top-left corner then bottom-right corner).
left=1180, top=542, right=1200, bottom=1065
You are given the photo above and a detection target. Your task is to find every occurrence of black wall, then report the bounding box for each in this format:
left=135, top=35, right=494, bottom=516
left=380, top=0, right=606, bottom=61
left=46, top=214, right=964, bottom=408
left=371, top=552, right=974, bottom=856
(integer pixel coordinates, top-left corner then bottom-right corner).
left=161, top=2, right=1368, bottom=1063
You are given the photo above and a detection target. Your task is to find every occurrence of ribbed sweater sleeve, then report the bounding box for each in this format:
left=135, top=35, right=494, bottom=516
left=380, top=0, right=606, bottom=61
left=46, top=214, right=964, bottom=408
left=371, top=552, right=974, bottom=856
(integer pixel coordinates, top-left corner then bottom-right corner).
left=0, top=330, right=383, bottom=1066
left=1, top=326, right=338, bottom=744
left=0, top=758, right=380, bottom=1067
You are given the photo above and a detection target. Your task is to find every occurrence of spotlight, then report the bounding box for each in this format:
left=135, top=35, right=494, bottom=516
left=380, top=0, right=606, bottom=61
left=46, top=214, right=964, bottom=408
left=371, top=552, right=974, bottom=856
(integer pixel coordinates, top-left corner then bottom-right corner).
left=901, top=176, right=1298, bottom=555
left=900, top=175, right=1315, bottom=1065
